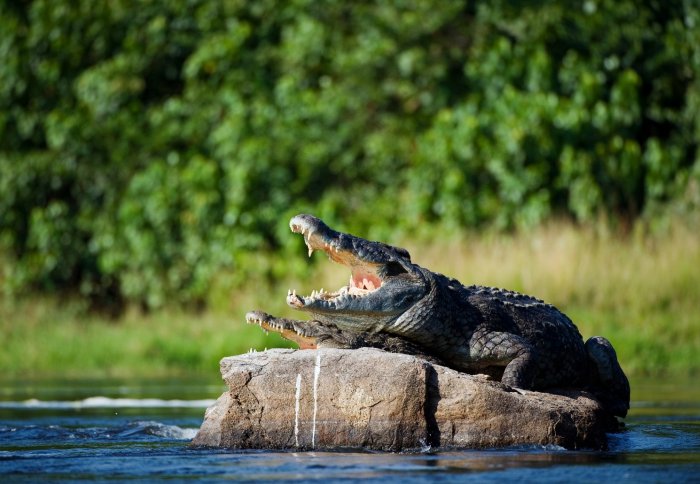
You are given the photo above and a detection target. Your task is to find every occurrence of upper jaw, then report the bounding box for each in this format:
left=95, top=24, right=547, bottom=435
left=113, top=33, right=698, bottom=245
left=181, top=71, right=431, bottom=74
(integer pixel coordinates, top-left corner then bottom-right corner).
left=289, top=214, right=409, bottom=267
left=287, top=214, right=399, bottom=313
left=289, top=214, right=341, bottom=258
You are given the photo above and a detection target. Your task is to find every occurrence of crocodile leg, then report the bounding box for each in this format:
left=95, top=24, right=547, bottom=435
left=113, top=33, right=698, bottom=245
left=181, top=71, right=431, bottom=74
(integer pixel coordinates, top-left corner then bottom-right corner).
left=469, top=328, right=537, bottom=389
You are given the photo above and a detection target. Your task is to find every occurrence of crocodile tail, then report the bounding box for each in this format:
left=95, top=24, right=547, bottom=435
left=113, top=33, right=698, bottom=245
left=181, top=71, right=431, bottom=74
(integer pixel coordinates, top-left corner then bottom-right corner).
left=585, top=336, right=631, bottom=418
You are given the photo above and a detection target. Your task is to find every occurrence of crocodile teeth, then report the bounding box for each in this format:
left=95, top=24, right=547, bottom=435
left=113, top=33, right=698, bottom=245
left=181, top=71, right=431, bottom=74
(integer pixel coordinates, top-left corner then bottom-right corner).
left=348, top=286, right=370, bottom=296
left=308, top=246, right=314, bottom=257
left=287, top=292, right=305, bottom=308
left=302, top=229, right=316, bottom=246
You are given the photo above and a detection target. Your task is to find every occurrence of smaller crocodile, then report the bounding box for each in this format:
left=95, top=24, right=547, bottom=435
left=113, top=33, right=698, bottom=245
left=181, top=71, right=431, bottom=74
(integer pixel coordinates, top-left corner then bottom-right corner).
left=247, top=214, right=630, bottom=417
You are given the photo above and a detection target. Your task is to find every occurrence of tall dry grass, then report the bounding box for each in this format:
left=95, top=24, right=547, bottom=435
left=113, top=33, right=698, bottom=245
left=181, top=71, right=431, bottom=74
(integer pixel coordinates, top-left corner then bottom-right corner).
left=1, top=220, right=698, bottom=377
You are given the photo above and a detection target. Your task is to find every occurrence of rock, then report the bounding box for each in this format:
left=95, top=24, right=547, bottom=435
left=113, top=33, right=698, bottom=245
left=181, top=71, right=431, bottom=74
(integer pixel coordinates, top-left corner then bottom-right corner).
left=191, top=348, right=617, bottom=451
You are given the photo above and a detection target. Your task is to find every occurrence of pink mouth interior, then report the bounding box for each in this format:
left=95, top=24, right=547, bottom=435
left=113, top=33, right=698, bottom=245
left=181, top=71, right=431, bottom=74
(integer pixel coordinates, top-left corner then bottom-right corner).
left=350, top=269, right=382, bottom=291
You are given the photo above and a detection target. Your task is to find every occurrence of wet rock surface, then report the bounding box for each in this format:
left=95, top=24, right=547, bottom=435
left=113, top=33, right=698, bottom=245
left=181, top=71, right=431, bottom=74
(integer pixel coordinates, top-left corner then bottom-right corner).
left=191, top=348, right=617, bottom=451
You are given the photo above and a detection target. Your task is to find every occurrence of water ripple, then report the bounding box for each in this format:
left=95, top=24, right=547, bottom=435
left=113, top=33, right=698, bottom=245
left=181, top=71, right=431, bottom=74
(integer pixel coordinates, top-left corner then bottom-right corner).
left=0, top=420, right=198, bottom=444
left=0, top=396, right=215, bottom=410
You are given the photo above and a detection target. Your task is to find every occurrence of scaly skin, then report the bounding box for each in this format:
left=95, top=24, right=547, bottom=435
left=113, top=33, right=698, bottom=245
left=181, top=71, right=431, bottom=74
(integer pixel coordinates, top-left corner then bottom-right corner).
left=246, top=310, right=449, bottom=367
left=247, top=214, right=630, bottom=417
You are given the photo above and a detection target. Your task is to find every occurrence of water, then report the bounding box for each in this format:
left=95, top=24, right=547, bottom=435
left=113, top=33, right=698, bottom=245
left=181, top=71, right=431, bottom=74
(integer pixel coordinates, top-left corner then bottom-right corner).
left=1, top=376, right=698, bottom=482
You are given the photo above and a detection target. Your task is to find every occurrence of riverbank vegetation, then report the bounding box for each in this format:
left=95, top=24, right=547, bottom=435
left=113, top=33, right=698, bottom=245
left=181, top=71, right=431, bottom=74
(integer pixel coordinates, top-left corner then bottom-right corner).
left=2, top=0, right=699, bottom=310
left=2, top=218, right=698, bottom=378
left=1, top=2, right=699, bottom=377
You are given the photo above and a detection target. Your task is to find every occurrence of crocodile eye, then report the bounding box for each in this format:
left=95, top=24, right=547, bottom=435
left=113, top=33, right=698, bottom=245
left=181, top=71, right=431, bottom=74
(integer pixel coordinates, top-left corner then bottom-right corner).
left=383, top=261, right=407, bottom=277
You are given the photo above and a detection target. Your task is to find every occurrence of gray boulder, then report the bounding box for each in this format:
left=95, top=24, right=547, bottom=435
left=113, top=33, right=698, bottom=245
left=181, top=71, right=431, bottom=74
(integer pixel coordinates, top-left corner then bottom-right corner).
left=191, top=348, right=617, bottom=451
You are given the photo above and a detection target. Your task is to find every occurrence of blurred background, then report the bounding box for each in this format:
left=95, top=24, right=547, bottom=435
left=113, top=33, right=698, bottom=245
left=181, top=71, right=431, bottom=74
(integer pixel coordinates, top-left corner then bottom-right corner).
left=0, top=0, right=698, bottom=378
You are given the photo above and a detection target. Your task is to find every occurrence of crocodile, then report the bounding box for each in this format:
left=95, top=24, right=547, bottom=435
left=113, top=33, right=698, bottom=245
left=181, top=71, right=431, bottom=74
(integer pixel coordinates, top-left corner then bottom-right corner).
left=246, top=214, right=630, bottom=417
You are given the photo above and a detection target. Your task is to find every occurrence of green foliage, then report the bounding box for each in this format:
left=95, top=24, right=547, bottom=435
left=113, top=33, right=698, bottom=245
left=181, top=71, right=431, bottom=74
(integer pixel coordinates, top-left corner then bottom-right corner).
left=1, top=0, right=699, bottom=307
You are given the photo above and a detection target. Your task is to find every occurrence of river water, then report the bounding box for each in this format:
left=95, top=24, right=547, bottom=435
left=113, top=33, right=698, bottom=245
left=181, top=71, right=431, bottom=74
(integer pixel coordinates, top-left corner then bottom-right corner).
left=1, top=376, right=698, bottom=482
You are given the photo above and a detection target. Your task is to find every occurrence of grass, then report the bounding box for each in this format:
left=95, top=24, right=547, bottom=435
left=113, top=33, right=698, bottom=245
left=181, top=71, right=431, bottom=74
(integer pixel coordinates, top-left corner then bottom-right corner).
left=0, top=287, right=294, bottom=379
left=1, top=219, right=698, bottom=378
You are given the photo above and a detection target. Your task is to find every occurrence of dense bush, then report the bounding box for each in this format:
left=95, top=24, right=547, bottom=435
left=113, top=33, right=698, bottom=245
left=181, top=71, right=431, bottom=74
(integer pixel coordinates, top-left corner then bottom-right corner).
left=1, top=0, right=698, bottom=308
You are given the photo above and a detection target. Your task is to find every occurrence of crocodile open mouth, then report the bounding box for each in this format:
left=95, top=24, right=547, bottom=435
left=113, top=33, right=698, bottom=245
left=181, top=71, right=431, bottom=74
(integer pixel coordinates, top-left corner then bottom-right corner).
left=286, top=216, right=383, bottom=310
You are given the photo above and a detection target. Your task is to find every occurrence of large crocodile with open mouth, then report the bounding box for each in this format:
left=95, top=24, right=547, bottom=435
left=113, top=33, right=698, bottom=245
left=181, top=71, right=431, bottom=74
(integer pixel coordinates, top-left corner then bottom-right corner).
left=246, top=214, right=630, bottom=417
